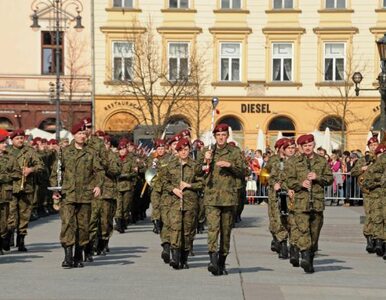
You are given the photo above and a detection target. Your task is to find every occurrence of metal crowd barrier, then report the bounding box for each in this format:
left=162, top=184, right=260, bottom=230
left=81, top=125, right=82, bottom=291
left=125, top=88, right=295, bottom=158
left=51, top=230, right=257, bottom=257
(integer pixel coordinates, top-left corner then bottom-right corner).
left=245, top=172, right=363, bottom=205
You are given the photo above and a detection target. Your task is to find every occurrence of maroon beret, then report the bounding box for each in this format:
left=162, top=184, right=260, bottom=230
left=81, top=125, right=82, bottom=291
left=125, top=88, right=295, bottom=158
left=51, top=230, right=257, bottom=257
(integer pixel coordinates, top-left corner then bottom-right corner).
left=297, top=134, right=315, bottom=146
left=175, top=138, right=191, bottom=151
left=179, top=129, right=191, bottom=138
left=282, top=138, right=296, bottom=150
left=41, top=138, right=48, bottom=143
left=95, top=130, right=105, bottom=137
left=375, top=144, right=386, bottom=155
left=168, top=134, right=181, bottom=145
left=193, top=139, right=204, bottom=148
left=274, top=138, right=288, bottom=150
left=117, top=141, right=127, bottom=150
left=0, top=135, right=7, bottom=143
left=82, top=117, right=92, bottom=126
left=154, top=139, right=166, bottom=148
left=213, top=123, right=229, bottom=134
left=71, top=122, right=86, bottom=135
left=10, top=129, right=25, bottom=140
left=47, top=139, right=58, bottom=145
left=367, top=137, right=379, bottom=146
left=104, top=135, right=111, bottom=143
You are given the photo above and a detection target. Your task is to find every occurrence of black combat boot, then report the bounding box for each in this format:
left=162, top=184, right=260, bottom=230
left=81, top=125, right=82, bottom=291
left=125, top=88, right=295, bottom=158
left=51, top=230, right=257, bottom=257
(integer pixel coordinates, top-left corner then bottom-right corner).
left=105, top=239, right=110, bottom=253
left=0, top=237, right=4, bottom=255
left=208, top=252, right=220, bottom=276
left=2, top=230, right=12, bottom=251
left=161, top=242, right=171, bottom=264
left=152, top=220, right=162, bottom=234
left=278, top=240, right=289, bottom=259
left=271, top=236, right=280, bottom=253
left=114, top=218, right=124, bottom=233
left=365, top=236, right=375, bottom=254
left=62, top=246, right=73, bottom=268
left=197, top=222, right=205, bottom=234
left=169, top=249, right=181, bottom=270
left=73, top=245, right=84, bottom=268
left=180, top=250, right=189, bottom=269
left=374, top=239, right=384, bottom=257
left=300, top=251, right=314, bottom=274
left=289, top=245, right=300, bottom=267
left=84, top=241, right=94, bottom=262
left=383, top=242, right=386, bottom=260
left=97, top=239, right=107, bottom=256
left=17, top=234, right=27, bottom=252
left=189, top=241, right=195, bottom=256
left=218, top=254, right=228, bottom=275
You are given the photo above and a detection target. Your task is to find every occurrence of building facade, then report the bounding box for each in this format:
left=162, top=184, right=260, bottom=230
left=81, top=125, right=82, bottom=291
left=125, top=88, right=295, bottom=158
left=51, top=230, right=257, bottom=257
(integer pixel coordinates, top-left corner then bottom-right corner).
left=0, top=1, right=92, bottom=134
left=93, top=0, right=386, bottom=150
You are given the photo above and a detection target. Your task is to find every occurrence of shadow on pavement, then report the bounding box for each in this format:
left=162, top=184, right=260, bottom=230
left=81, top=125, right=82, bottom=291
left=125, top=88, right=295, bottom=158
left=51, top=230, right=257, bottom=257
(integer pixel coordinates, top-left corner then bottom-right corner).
left=0, top=254, right=44, bottom=264
left=228, top=266, right=274, bottom=274
left=314, top=258, right=346, bottom=265
left=87, top=246, right=148, bottom=266
left=234, top=216, right=264, bottom=228
left=23, top=242, right=62, bottom=253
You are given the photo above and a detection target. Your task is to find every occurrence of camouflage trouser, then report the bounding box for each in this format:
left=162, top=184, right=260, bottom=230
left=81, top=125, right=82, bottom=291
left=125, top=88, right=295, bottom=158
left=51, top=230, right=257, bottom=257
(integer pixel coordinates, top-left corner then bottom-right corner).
left=36, top=182, right=48, bottom=209
left=291, top=211, right=323, bottom=252
left=206, top=205, right=235, bottom=255
left=170, top=208, right=195, bottom=251
left=60, top=202, right=91, bottom=247
left=370, top=194, right=384, bottom=240
left=237, top=188, right=245, bottom=218
left=89, top=198, right=116, bottom=241
left=383, top=198, right=386, bottom=240
left=115, top=190, right=133, bottom=221
left=197, top=196, right=205, bottom=224
left=268, top=194, right=288, bottom=242
left=363, top=193, right=373, bottom=237
left=0, top=202, right=10, bottom=238
left=8, top=193, right=33, bottom=235
left=287, top=212, right=297, bottom=246
left=160, top=203, right=171, bottom=245
left=150, top=190, right=161, bottom=221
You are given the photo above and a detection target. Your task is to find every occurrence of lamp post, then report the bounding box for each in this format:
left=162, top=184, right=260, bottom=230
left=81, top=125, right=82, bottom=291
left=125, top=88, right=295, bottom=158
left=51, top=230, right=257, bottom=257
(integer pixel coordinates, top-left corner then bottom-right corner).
left=30, top=0, right=83, bottom=140
left=352, top=33, right=386, bottom=139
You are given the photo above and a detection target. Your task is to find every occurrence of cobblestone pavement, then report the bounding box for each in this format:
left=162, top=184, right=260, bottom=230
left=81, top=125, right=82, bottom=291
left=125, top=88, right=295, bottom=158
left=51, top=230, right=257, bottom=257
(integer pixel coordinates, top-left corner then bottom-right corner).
left=0, top=205, right=385, bottom=300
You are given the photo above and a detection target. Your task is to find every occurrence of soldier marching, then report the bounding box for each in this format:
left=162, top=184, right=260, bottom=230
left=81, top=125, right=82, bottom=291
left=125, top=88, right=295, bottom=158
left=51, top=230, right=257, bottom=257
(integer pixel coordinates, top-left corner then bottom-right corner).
left=1, top=121, right=386, bottom=275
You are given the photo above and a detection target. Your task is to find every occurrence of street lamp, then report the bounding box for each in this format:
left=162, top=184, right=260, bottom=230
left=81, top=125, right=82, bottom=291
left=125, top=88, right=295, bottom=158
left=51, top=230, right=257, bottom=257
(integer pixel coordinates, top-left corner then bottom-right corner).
left=352, top=33, right=386, bottom=138
left=30, top=0, right=84, bottom=141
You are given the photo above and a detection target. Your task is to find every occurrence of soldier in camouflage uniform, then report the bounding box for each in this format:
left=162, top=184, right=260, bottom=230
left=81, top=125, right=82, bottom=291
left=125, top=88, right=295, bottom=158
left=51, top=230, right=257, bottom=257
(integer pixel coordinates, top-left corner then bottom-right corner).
left=0, top=135, right=16, bottom=254
left=361, top=143, right=386, bottom=258
left=163, top=138, right=203, bottom=269
left=8, top=129, right=44, bottom=252
left=89, top=135, right=121, bottom=256
left=198, top=124, right=244, bottom=276
left=351, top=137, right=378, bottom=253
left=192, top=139, right=206, bottom=234
left=50, top=122, right=104, bottom=268
left=284, top=134, right=333, bottom=273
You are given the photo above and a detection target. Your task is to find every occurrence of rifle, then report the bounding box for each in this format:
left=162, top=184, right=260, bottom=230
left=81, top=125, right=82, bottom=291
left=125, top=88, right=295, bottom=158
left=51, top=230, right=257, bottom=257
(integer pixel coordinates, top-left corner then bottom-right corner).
left=204, top=97, right=219, bottom=173
left=180, top=159, right=185, bottom=269
left=48, top=148, right=63, bottom=211
left=306, top=158, right=314, bottom=210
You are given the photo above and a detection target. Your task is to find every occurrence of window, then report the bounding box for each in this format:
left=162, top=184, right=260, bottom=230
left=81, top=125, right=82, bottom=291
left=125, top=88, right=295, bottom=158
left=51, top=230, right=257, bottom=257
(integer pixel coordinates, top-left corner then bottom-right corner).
left=272, top=43, right=292, bottom=81
left=112, top=42, right=134, bottom=81
left=168, top=43, right=189, bottom=81
left=221, top=0, right=241, bottom=9
left=384, top=0, right=386, bottom=8
left=326, top=0, right=346, bottom=9
left=42, top=31, right=64, bottom=75
left=319, top=116, right=345, bottom=131
left=324, top=43, right=345, bottom=81
left=220, top=43, right=241, bottom=81
left=169, top=0, right=189, bottom=8
left=113, top=0, right=133, bottom=8
left=273, top=0, right=293, bottom=9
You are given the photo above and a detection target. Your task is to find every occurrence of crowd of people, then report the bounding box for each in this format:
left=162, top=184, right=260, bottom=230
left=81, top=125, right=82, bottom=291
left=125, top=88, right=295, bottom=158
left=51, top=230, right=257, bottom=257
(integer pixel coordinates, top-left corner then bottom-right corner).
left=0, top=119, right=385, bottom=276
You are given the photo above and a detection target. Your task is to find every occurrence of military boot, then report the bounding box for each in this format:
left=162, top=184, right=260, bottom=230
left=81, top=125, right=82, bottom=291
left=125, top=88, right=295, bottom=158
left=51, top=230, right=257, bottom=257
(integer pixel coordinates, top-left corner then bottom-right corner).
left=208, top=252, right=220, bottom=276
left=9, top=231, right=14, bottom=247
left=30, top=208, right=39, bottom=221
left=271, top=236, right=280, bottom=253
left=189, top=241, right=195, bottom=256
left=300, top=251, right=314, bottom=274
left=84, top=241, right=94, bottom=262
left=218, top=254, right=228, bottom=275
left=374, top=239, right=384, bottom=257
left=169, top=249, right=181, bottom=270
left=383, top=242, right=386, bottom=260
left=289, top=245, right=300, bottom=267
left=97, top=239, right=107, bottom=256
left=17, top=234, right=27, bottom=252
left=105, top=239, right=110, bottom=253
left=152, top=220, right=162, bottom=234
left=2, top=230, right=12, bottom=251
left=73, top=245, right=84, bottom=268
left=114, top=218, right=124, bottom=233
left=278, top=240, right=289, bottom=259
left=62, top=246, right=73, bottom=268
left=197, top=222, right=205, bottom=234
left=180, top=250, right=189, bottom=269
left=161, top=242, right=171, bottom=264
left=365, top=235, right=375, bottom=254
left=0, top=237, right=4, bottom=255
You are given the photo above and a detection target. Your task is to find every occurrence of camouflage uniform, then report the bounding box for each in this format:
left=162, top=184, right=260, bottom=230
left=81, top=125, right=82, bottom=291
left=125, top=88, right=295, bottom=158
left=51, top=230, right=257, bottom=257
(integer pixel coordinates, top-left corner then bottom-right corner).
left=0, top=150, right=15, bottom=252
left=285, top=153, right=332, bottom=272
left=198, top=143, right=244, bottom=275
left=361, top=153, right=386, bottom=256
left=9, top=145, right=44, bottom=244
left=35, top=149, right=51, bottom=215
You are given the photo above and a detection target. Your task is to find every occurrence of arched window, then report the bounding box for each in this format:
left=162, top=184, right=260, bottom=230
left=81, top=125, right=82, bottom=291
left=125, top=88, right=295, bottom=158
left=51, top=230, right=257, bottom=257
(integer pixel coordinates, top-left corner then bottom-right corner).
left=167, top=115, right=191, bottom=127
left=319, top=116, right=346, bottom=131
left=372, top=116, right=380, bottom=132
left=39, top=118, right=58, bottom=133
left=0, top=117, right=13, bottom=130
left=267, top=116, right=296, bottom=148
left=217, top=115, right=244, bottom=146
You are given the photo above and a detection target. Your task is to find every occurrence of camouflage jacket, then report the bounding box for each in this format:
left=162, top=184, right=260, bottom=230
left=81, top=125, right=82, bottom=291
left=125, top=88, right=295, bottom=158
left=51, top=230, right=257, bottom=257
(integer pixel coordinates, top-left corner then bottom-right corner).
left=9, top=145, right=44, bottom=194
left=86, top=136, right=109, bottom=168
left=350, top=154, right=376, bottom=177
left=50, top=142, right=104, bottom=204
left=101, top=151, right=122, bottom=199
left=0, top=150, right=16, bottom=203
left=361, top=153, right=386, bottom=193
left=163, top=157, right=203, bottom=211
left=117, top=154, right=137, bottom=192
left=284, top=153, right=333, bottom=212
left=198, top=144, right=244, bottom=206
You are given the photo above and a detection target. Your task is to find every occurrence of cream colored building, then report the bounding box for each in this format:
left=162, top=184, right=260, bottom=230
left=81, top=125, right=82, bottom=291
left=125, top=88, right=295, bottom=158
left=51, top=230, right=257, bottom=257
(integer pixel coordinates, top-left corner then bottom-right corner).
left=94, top=0, right=386, bottom=150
